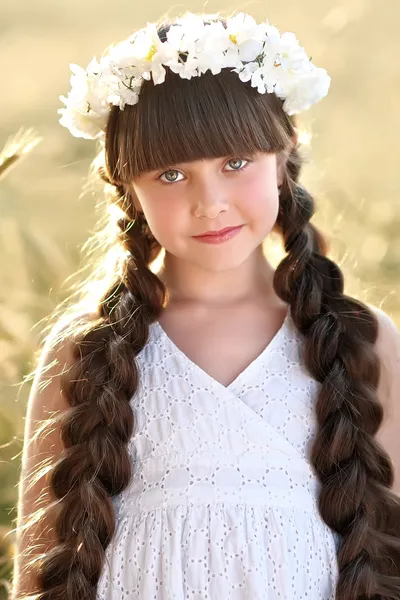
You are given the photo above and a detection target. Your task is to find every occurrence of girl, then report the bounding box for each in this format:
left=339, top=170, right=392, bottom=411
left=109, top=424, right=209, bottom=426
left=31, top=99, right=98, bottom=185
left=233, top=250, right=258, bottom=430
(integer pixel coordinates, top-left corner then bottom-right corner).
left=13, top=10, right=400, bottom=600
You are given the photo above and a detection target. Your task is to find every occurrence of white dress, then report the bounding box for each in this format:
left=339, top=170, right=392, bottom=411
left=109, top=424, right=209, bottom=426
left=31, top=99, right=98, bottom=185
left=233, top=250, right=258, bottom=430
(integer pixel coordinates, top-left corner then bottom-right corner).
left=96, top=309, right=340, bottom=599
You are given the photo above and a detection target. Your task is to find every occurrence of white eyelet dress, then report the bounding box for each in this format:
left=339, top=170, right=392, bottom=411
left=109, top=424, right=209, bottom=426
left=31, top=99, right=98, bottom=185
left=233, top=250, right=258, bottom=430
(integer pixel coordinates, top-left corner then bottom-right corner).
left=96, top=309, right=340, bottom=599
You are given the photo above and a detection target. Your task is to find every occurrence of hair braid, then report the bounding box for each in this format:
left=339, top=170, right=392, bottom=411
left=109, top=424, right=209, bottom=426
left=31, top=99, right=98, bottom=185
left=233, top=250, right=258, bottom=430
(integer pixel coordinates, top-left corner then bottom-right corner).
left=274, top=148, right=400, bottom=599
left=30, top=177, right=166, bottom=599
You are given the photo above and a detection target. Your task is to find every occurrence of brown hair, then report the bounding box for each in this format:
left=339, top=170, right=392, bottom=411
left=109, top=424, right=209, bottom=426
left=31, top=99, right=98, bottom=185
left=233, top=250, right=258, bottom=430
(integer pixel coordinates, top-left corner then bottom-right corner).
left=17, top=13, right=400, bottom=600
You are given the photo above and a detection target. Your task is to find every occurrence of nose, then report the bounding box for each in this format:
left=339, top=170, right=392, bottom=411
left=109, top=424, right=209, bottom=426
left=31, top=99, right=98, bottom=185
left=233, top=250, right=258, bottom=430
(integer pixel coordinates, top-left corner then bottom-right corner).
left=192, top=178, right=230, bottom=220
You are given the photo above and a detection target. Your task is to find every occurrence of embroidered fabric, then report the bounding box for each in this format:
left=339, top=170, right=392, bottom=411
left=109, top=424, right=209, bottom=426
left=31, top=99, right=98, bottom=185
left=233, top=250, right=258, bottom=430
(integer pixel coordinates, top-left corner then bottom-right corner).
left=96, top=310, right=340, bottom=599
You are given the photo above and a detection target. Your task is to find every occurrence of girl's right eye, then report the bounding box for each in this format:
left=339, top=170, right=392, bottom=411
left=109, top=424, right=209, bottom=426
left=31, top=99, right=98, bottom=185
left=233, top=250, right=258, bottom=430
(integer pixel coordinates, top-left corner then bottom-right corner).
left=158, top=169, right=184, bottom=185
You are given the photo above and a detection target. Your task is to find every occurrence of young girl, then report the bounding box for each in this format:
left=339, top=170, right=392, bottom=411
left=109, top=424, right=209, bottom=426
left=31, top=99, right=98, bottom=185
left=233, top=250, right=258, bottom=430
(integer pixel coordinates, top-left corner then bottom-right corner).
left=12, top=10, right=400, bottom=600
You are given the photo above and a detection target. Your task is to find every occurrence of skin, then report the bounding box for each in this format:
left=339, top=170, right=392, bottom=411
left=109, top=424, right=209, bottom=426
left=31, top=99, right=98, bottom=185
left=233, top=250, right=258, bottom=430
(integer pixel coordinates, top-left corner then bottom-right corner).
left=129, top=146, right=295, bottom=307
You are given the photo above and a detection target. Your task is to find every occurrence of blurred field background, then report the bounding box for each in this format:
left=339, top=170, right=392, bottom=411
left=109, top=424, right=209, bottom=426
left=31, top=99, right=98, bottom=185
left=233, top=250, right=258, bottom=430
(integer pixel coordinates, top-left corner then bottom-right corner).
left=0, top=0, right=399, bottom=596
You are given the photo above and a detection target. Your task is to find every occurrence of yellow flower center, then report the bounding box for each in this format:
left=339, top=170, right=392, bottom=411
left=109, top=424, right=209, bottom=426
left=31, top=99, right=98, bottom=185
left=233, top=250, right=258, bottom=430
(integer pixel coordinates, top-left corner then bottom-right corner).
left=146, top=44, right=157, bottom=61
left=229, top=33, right=238, bottom=45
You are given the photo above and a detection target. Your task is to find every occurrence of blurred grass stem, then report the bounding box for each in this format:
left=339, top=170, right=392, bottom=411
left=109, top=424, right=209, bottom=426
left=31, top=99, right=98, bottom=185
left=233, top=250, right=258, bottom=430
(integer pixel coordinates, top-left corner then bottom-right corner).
left=0, top=127, right=43, bottom=181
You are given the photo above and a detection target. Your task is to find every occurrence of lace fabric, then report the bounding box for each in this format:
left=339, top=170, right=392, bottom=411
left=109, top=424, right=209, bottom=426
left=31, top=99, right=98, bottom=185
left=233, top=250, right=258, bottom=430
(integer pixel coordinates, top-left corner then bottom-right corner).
left=96, top=311, right=340, bottom=599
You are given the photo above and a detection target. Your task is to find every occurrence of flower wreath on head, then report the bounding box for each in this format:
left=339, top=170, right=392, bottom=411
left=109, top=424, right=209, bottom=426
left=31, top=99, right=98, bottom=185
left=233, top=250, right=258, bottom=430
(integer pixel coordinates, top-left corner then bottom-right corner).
left=58, top=11, right=331, bottom=141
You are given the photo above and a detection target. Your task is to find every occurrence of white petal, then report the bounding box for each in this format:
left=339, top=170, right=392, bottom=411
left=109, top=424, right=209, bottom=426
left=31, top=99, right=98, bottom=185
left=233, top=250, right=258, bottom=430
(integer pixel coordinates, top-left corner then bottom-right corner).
left=237, top=39, right=263, bottom=62
left=151, top=64, right=167, bottom=85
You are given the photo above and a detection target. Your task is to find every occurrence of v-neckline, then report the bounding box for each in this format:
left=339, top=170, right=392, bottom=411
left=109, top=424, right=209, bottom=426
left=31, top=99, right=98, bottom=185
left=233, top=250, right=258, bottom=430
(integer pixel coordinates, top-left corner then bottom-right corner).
left=152, top=307, right=291, bottom=394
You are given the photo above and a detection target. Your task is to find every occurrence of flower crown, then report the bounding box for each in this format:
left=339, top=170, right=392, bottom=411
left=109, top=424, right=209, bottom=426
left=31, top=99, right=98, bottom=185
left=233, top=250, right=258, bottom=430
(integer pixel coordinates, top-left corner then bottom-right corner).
left=58, top=12, right=331, bottom=141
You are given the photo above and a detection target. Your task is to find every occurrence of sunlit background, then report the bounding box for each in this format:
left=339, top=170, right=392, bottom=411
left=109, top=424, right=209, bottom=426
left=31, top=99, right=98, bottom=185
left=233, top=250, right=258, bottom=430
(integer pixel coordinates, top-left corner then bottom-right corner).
left=0, top=0, right=399, bottom=596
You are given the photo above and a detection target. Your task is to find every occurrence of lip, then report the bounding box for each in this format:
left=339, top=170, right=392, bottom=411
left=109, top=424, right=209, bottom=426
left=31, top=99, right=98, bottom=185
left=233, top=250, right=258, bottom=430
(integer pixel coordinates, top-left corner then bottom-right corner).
left=191, top=225, right=243, bottom=244
left=193, top=226, right=242, bottom=237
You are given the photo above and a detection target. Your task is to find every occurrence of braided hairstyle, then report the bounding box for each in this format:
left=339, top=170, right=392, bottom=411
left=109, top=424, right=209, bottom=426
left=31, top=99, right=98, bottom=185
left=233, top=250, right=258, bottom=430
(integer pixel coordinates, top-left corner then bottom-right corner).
left=274, top=178, right=400, bottom=598
left=20, top=14, right=400, bottom=600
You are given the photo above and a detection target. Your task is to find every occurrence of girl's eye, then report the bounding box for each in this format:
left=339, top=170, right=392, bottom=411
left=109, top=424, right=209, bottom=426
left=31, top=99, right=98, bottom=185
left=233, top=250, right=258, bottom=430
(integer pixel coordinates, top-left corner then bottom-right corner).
left=157, top=158, right=252, bottom=185
left=158, top=169, right=184, bottom=185
left=225, top=158, right=251, bottom=172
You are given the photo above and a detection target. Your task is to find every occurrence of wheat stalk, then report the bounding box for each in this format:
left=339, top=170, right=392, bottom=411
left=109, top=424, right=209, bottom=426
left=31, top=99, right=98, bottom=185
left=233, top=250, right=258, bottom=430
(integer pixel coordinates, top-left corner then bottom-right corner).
left=0, top=127, right=43, bottom=181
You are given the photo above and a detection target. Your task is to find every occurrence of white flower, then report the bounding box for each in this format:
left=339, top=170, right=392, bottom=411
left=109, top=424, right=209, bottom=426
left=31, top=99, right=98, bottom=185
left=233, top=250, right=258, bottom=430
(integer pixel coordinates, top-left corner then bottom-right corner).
left=200, top=14, right=262, bottom=69
left=166, top=19, right=228, bottom=76
left=165, top=24, right=186, bottom=52
left=167, top=55, right=198, bottom=79
left=58, top=62, right=109, bottom=139
left=225, top=12, right=265, bottom=63
left=107, top=87, right=140, bottom=110
left=197, top=21, right=231, bottom=71
left=58, top=102, right=108, bottom=140
left=169, top=14, right=208, bottom=57
left=233, top=60, right=259, bottom=83
left=278, top=32, right=308, bottom=64
left=130, top=22, right=178, bottom=83
left=175, top=13, right=208, bottom=43
left=58, top=11, right=331, bottom=139
left=282, top=67, right=331, bottom=115
left=226, top=12, right=261, bottom=44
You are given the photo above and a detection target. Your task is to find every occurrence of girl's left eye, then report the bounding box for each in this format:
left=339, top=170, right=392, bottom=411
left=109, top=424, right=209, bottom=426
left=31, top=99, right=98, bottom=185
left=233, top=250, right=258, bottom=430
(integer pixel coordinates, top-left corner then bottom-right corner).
left=157, top=158, right=252, bottom=185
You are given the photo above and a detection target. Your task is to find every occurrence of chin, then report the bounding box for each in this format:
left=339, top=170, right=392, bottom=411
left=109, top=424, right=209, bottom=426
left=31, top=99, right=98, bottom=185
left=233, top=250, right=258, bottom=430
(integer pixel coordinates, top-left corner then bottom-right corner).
left=195, top=250, right=253, bottom=271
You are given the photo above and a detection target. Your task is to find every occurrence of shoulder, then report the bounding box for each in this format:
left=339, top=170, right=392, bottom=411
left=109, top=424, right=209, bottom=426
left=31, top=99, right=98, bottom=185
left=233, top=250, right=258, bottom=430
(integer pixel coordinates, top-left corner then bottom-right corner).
left=369, top=303, right=400, bottom=343
left=367, top=304, right=400, bottom=494
left=366, top=303, right=400, bottom=402
left=42, top=309, right=100, bottom=353
left=368, top=304, right=400, bottom=388
left=24, top=309, right=101, bottom=452
left=32, top=309, right=101, bottom=397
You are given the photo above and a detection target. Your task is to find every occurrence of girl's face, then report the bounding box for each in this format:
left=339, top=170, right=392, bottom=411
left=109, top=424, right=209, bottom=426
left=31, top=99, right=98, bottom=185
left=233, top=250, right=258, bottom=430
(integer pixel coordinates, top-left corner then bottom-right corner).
left=129, top=151, right=282, bottom=272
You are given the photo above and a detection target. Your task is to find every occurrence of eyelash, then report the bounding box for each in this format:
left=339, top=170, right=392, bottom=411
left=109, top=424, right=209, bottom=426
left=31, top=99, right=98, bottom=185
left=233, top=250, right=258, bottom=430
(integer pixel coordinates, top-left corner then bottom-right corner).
left=156, top=158, right=253, bottom=186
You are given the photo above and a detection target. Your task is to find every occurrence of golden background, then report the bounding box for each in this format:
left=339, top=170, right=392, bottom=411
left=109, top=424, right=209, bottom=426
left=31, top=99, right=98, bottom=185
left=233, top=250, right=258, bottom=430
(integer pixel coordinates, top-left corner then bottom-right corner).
left=0, top=0, right=399, bottom=595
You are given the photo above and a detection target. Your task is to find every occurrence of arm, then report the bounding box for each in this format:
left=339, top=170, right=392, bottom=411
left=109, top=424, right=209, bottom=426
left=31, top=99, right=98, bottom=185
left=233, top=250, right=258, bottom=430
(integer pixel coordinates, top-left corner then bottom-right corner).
left=11, top=322, right=76, bottom=598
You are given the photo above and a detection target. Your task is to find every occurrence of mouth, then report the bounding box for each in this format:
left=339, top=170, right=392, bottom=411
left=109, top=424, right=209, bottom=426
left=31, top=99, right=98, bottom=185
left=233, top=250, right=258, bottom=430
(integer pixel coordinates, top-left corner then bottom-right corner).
left=191, top=225, right=244, bottom=244
left=193, top=226, right=242, bottom=237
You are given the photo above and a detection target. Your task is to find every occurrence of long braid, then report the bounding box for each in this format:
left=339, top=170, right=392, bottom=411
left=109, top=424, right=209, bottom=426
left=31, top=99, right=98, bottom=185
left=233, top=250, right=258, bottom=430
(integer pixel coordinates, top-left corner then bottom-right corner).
left=30, top=174, right=166, bottom=598
left=274, top=147, right=400, bottom=599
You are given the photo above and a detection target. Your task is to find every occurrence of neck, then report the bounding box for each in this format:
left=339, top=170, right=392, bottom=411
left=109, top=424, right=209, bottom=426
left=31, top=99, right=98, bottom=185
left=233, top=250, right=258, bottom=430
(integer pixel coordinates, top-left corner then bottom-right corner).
left=156, top=245, right=277, bottom=307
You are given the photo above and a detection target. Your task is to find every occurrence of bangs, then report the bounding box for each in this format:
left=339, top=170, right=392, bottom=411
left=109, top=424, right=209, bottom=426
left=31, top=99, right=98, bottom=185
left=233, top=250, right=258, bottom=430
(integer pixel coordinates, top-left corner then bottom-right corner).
left=105, top=36, right=296, bottom=185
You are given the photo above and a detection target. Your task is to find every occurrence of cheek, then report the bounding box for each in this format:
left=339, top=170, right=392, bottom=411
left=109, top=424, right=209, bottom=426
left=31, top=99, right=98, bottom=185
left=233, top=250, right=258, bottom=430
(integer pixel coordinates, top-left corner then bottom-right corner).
left=239, top=179, right=279, bottom=223
left=140, top=196, right=186, bottom=242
